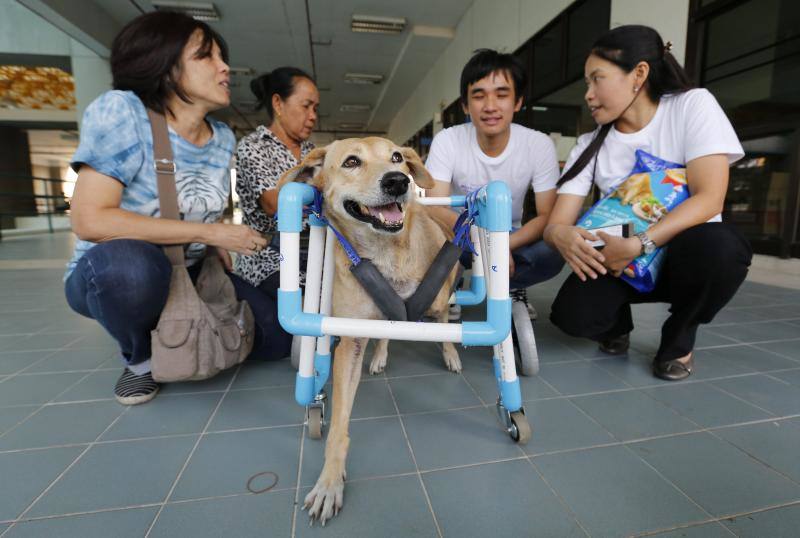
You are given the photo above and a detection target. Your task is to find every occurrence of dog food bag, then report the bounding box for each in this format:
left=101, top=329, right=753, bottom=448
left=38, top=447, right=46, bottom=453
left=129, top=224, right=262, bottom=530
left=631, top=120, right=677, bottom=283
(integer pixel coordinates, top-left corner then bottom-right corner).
left=577, top=150, right=688, bottom=293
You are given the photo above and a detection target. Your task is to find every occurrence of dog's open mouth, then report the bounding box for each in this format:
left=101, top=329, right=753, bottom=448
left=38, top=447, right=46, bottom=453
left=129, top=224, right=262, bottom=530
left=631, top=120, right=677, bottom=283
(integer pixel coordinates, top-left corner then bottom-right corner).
left=343, top=200, right=405, bottom=232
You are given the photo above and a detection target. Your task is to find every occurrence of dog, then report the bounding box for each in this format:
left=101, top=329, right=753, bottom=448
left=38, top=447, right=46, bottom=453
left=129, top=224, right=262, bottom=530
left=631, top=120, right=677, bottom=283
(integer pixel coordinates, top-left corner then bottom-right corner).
left=278, top=137, right=461, bottom=524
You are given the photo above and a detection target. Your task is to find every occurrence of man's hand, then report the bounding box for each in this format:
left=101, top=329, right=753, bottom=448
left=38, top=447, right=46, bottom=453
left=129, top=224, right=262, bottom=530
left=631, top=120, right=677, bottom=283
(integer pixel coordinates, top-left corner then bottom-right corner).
left=596, top=232, right=641, bottom=277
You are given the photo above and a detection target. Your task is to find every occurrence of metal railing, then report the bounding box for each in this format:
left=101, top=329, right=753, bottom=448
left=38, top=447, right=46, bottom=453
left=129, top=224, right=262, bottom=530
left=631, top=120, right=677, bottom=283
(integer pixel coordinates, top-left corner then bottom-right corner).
left=0, top=172, right=72, bottom=241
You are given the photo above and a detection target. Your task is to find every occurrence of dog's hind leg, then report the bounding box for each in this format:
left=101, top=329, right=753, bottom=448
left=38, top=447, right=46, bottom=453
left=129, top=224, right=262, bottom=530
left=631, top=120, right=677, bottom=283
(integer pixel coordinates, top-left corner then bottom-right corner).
left=368, top=339, right=389, bottom=374
left=304, top=336, right=367, bottom=525
left=438, top=312, right=462, bottom=373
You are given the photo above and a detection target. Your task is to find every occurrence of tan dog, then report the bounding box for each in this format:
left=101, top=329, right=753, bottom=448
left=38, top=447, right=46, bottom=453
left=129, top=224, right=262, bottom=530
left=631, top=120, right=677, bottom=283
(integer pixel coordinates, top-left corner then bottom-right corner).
left=278, top=137, right=461, bottom=524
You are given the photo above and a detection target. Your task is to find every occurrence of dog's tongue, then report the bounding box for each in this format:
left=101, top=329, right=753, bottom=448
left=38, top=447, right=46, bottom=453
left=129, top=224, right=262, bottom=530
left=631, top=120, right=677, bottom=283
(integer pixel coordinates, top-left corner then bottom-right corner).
left=368, top=203, right=402, bottom=222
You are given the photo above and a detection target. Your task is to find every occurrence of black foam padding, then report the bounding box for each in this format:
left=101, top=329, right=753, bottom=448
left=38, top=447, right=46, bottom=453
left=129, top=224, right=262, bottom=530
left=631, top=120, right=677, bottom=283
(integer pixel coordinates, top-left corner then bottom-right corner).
left=350, top=259, right=408, bottom=321
left=405, top=241, right=462, bottom=322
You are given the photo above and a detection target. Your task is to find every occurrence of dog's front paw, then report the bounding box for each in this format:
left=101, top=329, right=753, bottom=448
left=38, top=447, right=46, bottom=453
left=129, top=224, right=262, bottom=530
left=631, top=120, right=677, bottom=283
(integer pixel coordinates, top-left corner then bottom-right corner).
left=442, top=342, right=462, bottom=373
left=303, top=473, right=345, bottom=526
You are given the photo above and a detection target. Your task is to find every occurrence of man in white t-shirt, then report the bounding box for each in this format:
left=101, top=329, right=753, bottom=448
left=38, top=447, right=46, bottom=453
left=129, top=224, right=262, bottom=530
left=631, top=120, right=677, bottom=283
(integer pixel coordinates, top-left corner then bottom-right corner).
left=425, top=49, right=564, bottom=317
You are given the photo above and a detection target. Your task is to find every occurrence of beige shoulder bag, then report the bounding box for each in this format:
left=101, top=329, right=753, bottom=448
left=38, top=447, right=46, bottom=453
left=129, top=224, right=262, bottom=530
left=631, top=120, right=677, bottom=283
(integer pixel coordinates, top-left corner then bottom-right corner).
left=147, top=109, right=255, bottom=382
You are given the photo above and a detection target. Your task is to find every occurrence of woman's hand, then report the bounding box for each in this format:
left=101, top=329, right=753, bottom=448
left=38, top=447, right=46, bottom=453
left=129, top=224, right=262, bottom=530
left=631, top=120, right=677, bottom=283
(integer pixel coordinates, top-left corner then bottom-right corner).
left=596, top=233, right=641, bottom=276
left=207, top=223, right=267, bottom=256
left=547, top=224, right=607, bottom=281
left=214, top=246, right=233, bottom=271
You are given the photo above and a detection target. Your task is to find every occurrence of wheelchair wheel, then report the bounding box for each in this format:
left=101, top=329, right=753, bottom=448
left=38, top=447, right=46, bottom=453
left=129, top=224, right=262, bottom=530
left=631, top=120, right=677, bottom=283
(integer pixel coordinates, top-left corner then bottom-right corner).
left=511, top=301, right=539, bottom=376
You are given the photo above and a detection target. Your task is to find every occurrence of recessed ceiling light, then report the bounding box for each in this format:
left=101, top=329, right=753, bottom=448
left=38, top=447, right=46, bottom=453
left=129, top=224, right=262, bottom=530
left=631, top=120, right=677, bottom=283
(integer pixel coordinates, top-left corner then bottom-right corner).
left=339, top=104, right=372, bottom=113
left=229, top=67, right=255, bottom=76
left=351, top=14, right=406, bottom=34
left=344, top=73, right=383, bottom=85
left=338, top=122, right=365, bottom=130
left=152, top=1, right=221, bottom=21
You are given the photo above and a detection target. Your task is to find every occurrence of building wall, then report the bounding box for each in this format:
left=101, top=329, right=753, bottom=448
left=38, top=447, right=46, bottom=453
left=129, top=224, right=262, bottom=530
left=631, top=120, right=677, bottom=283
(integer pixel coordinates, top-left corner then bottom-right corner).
left=387, top=0, right=690, bottom=144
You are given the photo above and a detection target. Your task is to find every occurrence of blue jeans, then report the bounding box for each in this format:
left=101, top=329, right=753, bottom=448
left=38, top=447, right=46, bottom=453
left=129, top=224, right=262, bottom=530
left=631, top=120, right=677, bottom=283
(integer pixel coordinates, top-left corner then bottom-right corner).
left=460, top=239, right=564, bottom=290
left=64, top=239, right=292, bottom=369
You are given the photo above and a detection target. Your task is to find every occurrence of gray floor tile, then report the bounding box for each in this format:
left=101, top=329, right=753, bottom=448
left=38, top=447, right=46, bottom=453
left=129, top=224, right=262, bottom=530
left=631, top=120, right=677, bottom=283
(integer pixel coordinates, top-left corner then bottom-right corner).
left=630, top=432, right=800, bottom=516
left=380, top=340, right=457, bottom=376
left=694, top=329, right=741, bottom=348
left=770, top=368, right=800, bottom=387
left=24, top=348, right=116, bottom=373
left=5, top=507, right=157, bottom=538
left=295, top=475, right=438, bottom=537
left=681, top=349, right=756, bottom=381
left=27, top=436, right=197, bottom=517
left=402, top=407, right=523, bottom=471
left=230, top=359, right=296, bottom=390
left=301, top=416, right=415, bottom=487
left=537, top=361, right=629, bottom=396
left=101, top=393, right=221, bottom=441
left=644, top=382, right=773, bottom=428
left=707, top=344, right=800, bottom=372
left=389, top=374, right=481, bottom=414
left=0, top=401, right=124, bottom=450
left=520, top=398, right=616, bottom=455
left=571, top=390, right=697, bottom=441
left=159, top=368, right=236, bottom=394
left=707, top=307, right=773, bottom=325
left=423, top=459, right=585, bottom=538
left=591, top=352, right=672, bottom=388
left=52, top=369, right=120, bottom=403
left=714, top=418, right=800, bottom=483
left=753, top=339, right=800, bottom=361
left=0, top=407, right=36, bottom=436
left=708, top=322, right=800, bottom=344
left=65, top=332, right=117, bottom=350
left=150, top=492, right=293, bottom=538
left=208, top=386, right=305, bottom=431
left=0, top=351, right=53, bottom=376
left=646, top=522, right=734, bottom=537
left=4, top=332, right=84, bottom=353
left=461, top=361, right=559, bottom=403
left=350, top=378, right=397, bottom=419
left=711, top=374, right=800, bottom=416
left=533, top=445, right=708, bottom=536
left=171, top=426, right=300, bottom=500
left=0, top=372, right=86, bottom=407
left=721, top=503, right=800, bottom=537
left=0, top=446, right=84, bottom=521
left=534, top=337, right=584, bottom=362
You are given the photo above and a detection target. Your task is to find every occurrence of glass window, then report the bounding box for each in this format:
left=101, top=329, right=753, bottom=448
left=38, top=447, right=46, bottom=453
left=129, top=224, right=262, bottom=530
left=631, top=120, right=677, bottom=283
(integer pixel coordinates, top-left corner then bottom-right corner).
left=703, top=0, right=800, bottom=126
left=532, top=21, right=564, bottom=98
left=724, top=133, right=794, bottom=243
left=566, top=0, right=610, bottom=80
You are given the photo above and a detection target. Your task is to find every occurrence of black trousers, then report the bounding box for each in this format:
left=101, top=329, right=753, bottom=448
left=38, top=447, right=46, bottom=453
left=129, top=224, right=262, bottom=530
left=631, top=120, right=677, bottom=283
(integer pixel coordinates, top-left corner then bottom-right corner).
left=550, top=223, right=753, bottom=362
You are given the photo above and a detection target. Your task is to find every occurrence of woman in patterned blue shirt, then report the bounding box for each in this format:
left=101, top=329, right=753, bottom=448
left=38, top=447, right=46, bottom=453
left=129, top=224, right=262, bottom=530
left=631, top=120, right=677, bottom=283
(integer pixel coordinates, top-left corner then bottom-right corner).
left=65, top=11, right=284, bottom=405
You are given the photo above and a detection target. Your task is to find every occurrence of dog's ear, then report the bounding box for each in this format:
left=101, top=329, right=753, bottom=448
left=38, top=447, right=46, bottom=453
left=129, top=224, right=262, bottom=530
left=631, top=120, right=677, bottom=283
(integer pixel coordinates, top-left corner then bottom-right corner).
left=278, top=147, right=327, bottom=189
left=400, top=147, right=434, bottom=189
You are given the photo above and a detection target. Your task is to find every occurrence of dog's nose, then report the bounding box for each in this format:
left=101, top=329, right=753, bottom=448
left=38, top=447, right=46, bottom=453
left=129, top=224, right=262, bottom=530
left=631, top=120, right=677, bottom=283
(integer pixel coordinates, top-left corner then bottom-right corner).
left=380, top=172, right=410, bottom=196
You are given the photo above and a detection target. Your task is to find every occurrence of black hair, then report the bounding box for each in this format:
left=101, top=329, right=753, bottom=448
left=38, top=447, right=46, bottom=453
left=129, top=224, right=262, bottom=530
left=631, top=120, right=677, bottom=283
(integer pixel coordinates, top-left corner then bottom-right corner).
left=250, top=67, right=315, bottom=121
left=460, top=49, right=527, bottom=105
left=111, top=11, right=229, bottom=115
left=558, top=24, right=693, bottom=186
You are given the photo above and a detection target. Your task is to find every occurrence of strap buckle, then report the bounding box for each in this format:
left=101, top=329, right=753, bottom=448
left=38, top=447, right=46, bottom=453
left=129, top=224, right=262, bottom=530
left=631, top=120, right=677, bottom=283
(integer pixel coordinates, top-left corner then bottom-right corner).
left=154, top=158, right=176, bottom=174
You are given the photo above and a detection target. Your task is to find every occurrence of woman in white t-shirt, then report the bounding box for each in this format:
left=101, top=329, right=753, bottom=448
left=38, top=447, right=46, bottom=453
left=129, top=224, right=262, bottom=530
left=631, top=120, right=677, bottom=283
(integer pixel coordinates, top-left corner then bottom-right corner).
left=544, top=25, right=752, bottom=381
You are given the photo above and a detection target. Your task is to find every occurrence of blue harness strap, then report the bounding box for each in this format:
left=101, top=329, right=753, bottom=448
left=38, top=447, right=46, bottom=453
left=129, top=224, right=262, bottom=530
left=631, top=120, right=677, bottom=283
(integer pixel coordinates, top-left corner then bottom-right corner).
left=303, top=190, right=362, bottom=266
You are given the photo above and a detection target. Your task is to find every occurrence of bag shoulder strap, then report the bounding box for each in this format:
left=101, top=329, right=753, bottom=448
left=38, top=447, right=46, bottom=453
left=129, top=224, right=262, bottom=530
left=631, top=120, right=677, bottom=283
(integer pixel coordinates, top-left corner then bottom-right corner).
left=146, top=109, right=185, bottom=266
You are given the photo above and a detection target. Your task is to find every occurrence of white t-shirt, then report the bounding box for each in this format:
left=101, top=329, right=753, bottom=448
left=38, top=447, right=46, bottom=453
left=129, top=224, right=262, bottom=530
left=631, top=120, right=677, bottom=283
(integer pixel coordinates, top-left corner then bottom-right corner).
left=426, top=123, right=559, bottom=227
left=558, top=88, right=743, bottom=222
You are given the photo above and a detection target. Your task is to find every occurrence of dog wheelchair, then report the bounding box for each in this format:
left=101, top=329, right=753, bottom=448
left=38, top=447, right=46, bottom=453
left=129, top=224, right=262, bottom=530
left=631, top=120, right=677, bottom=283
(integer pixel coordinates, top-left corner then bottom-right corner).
left=277, top=181, right=532, bottom=444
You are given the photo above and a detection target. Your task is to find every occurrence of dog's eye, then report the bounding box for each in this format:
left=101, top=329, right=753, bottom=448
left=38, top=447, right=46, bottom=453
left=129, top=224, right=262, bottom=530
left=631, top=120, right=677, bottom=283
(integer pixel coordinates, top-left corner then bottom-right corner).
left=342, top=156, right=361, bottom=168
left=391, top=152, right=403, bottom=163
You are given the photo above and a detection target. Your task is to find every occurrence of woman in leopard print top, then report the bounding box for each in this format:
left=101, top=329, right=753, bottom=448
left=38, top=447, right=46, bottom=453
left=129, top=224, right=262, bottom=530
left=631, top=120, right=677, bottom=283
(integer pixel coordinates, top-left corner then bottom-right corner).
left=234, top=67, right=319, bottom=359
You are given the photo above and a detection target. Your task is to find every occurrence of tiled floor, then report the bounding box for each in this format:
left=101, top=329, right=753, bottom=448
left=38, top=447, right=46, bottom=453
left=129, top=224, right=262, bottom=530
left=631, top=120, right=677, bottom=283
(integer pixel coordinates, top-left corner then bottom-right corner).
left=2, top=232, right=800, bottom=537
